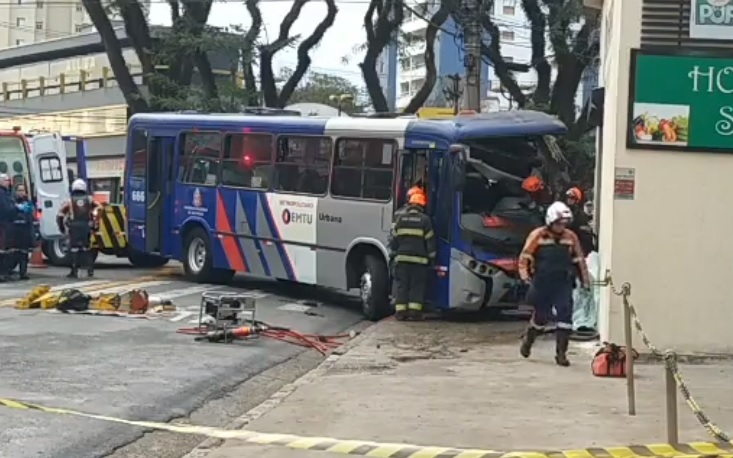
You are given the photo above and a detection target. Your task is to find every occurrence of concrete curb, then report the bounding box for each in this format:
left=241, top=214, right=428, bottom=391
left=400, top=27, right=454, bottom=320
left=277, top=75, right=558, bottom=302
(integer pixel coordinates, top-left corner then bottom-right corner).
left=181, top=319, right=383, bottom=458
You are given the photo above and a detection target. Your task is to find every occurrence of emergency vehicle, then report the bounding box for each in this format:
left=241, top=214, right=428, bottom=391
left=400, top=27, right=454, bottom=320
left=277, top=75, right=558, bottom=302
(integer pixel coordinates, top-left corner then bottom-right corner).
left=123, top=109, right=567, bottom=320
left=0, top=128, right=161, bottom=267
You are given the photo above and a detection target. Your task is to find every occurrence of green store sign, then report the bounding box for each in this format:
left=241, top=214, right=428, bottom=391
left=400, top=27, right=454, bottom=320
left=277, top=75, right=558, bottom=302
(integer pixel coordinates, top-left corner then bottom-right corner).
left=628, top=50, right=733, bottom=152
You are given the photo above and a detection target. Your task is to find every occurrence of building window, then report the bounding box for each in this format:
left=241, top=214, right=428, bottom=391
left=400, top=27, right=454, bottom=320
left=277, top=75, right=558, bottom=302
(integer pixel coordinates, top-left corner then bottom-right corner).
left=16, top=18, right=25, bottom=27
left=331, top=138, right=395, bottom=201
left=178, top=132, right=222, bottom=186
left=504, top=56, right=514, bottom=63
left=220, top=133, right=272, bottom=189
left=502, top=0, right=516, bottom=15
left=36, top=0, right=43, bottom=7
left=75, top=24, right=84, bottom=33
left=273, top=136, right=331, bottom=195
left=38, top=156, right=64, bottom=183
left=75, top=3, right=82, bottom=11
left=15, top=39, right=24, bottom=46
left=400, top=82, right=409, bottom=95
left=500, top=30, right=515, bottom=41
left=35, top=21, right=43, bottom=30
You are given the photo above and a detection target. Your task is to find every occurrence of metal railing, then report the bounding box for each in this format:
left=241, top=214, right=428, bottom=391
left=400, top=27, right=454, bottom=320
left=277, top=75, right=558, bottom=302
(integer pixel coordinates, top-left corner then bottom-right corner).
left=599, top=272, right=730, bottom=444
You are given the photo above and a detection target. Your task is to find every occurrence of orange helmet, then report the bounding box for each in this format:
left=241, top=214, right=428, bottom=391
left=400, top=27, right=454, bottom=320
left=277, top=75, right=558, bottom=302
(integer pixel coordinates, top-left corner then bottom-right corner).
left=566, top=187, right=583, bottom=201
left=407, top=185, right=424, bottom=198
left=408, top=191, right=427, bottom=207
left=522, top=176, right=544, bottom=193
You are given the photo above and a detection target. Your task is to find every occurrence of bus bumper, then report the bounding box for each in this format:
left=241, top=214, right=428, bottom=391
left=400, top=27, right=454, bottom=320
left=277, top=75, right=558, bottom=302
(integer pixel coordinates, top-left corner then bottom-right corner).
left=448, top=259, right=518, bottom=311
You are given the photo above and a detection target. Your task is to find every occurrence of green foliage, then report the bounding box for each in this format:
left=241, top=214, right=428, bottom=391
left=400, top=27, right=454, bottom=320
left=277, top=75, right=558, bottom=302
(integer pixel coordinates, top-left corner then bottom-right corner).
left=282, top=68, right=368, bottom=114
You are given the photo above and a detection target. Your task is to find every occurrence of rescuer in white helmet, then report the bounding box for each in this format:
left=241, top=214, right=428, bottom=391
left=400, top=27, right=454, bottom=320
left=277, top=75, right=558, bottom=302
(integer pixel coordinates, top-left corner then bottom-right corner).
left=57, top=179, right=100, bottom=278
left=517, top=201, right=591, bottom=367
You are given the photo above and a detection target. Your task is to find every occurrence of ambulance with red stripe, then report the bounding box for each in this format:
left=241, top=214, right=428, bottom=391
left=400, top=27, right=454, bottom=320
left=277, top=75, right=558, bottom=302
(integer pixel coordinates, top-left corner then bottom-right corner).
left=124, top=110, right=567, bottom=319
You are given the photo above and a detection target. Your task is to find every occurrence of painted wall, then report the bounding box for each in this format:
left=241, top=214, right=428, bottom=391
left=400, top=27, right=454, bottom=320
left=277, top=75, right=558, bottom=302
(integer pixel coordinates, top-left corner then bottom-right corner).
left=597, top=0, right=733, bottom=352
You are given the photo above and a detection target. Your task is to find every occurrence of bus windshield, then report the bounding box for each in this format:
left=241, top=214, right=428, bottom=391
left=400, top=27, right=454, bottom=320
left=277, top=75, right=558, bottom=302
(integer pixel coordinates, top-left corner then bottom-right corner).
left=0, top=136, right=30, bottom=189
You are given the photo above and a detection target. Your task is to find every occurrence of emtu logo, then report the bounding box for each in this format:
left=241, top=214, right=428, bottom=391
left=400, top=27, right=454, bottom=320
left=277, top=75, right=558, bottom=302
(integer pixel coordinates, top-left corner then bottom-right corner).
left=696, top=0, right=733, bottom=25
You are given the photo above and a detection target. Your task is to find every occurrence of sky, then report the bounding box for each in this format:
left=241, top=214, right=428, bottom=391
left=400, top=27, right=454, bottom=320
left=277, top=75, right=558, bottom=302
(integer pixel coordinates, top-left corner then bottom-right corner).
left=148, top=0, right=369, bottom=86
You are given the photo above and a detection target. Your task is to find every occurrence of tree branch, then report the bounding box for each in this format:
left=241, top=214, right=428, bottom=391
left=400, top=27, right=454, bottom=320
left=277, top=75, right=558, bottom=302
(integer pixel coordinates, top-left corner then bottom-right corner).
left=479, top=15, right=527, bottom=107
left=82, top=0, right=148, bottom=114
left=259, top=0, right=309, bottom=106
left=360, top=0, right=404, bottom=112
left=117, top=0, right=155, bottom=76
left=278, top=0, right=338, bottom=107
left=521, top=0, right=551, bottom=106
left=403, top=0, right=451, bottom=113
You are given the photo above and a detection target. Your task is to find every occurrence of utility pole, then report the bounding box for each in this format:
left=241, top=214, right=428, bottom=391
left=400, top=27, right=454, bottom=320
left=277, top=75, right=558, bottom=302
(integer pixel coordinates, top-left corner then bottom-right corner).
left=462, top=0, right=482, bottom=112
left=443, top=74, right=463, bottom=115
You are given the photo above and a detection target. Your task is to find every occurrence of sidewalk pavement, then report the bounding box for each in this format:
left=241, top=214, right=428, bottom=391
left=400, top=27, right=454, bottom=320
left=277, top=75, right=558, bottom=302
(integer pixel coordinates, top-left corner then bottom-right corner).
left=195, top=319, right=733, bottom=458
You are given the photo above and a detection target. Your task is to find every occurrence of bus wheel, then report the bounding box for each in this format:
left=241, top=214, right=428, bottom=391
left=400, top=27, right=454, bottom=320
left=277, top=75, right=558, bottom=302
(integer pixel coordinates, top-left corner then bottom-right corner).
left=361, top=254, right=391, bottom=321
left=183, top=227, right=234, bottom=284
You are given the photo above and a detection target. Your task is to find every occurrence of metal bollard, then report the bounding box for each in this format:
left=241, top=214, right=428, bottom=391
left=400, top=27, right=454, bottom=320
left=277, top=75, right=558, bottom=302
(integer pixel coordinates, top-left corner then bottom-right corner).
left=665, top=364, right=679, bottom=443
left=622, top=286, right=636, bottom=416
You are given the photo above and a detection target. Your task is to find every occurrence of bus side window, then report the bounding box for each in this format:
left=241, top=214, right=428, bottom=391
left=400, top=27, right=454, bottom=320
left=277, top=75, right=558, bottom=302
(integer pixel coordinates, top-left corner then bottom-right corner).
left=178, top=132, right=221, bottom=186
left=221, top=133, right=272, bottom=190
left=273, top=136, right=330, bottom=195
left=331, top=138, right=394, bottom=201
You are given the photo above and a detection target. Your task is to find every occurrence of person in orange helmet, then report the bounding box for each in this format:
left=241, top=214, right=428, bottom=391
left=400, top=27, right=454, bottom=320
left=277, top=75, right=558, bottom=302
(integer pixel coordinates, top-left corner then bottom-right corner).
left=388, top=190, right=435, bottom=320
left=564, top=187, right=595, bottom=254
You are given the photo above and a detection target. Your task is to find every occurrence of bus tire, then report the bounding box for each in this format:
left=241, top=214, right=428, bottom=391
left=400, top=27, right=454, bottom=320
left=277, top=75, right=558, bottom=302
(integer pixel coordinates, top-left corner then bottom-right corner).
left=44, top=239, right=71, bottom=267
left=361, top=253, right=391, bottom=321
left=128, top=251, right=169, bottom=268
left=183, top=227, right=234, bottom=284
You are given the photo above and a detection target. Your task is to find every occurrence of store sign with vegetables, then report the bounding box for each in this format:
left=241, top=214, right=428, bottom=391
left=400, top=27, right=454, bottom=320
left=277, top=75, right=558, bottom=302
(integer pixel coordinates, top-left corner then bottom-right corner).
left=628, top=50, right=733, bottom=151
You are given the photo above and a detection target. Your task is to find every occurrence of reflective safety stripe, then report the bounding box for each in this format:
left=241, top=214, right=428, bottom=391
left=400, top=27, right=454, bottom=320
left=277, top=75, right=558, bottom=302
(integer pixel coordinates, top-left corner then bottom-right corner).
left=424, top=230, right=434, bottom=240
left=394, top=255, right=429, bottom=265
left=428, top=251, right=436, bottom=259
left=395, top=228, right=425, bottom=237
left=408, top=302, right=423, bottom=311
left=395, top=304, right=407, bottom=311
left=557, top=321, right=573, bottom=329
left=572, top=257, right=583, bottom=263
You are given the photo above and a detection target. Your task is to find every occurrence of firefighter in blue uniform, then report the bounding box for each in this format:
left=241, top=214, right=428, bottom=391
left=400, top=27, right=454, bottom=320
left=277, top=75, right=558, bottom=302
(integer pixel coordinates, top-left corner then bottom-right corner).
left=0, top=174, right=15, bottom=282
left=57, top=179, right=100, bottom=278
left=388, top=191, right=436, bottom=320
left=518, top=201, right=590, bottom=366
left=11, top=184, right=35, bottom=280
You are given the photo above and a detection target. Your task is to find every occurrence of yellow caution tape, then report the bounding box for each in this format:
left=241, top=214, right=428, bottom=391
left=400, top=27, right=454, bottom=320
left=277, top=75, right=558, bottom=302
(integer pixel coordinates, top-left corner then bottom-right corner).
left=1, top=397, right=732, bottom=458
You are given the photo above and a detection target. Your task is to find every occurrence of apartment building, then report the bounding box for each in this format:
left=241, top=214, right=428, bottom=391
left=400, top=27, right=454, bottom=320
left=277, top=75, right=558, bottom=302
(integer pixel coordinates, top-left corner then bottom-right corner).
left=377, top=0, right=598, bottom=112
left=0, top=0, right=147, bottom=49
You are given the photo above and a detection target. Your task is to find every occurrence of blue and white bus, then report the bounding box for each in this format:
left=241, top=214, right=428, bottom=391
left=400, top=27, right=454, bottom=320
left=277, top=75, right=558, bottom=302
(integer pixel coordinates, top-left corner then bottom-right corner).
left=124, top=110, right=566, bottom=320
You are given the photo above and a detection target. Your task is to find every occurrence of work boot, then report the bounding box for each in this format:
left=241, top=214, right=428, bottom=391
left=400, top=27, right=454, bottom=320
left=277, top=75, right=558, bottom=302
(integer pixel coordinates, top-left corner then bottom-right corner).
left=66, top=267, right=78, bottom=279
left=520, top=326, right=540, bottom=358
left=87, top=267, right=94, bottom=278
left=555, top=329, right=571, bottom=367
left=394, top=310, right=408, bottom=321
left=18, top=259, right=28, bottom=280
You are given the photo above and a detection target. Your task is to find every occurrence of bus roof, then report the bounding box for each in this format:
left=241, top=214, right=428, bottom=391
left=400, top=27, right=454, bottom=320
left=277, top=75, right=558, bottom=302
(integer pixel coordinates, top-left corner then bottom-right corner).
left=129, top=110, right=566, bottom=142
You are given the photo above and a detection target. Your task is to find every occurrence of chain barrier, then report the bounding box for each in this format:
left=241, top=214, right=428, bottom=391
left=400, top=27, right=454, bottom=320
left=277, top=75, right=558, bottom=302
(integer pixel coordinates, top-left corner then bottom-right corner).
left=596, top=272, right=731, bottom=443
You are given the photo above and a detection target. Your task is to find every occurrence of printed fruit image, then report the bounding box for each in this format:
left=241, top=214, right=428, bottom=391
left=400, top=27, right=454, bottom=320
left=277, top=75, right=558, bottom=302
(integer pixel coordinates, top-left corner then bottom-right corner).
left=632, top=113, right=688, bottom=144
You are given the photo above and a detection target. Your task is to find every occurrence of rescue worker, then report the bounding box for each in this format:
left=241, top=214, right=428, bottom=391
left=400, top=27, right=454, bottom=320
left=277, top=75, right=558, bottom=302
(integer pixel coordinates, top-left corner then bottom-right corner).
left=518, top=202, right=590, bottom=367
left=0, top=174, right=15, bottom=282
left=564, top=187, right=595, bottom=254
left=388, top=191, right=436, bottom=320
left=11, top=184, right=34, bottom=280
left=57, top=179, right=100, bottom=278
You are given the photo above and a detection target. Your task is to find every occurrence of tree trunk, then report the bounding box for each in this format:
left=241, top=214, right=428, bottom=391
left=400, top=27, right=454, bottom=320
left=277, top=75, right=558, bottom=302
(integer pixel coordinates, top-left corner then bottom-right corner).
left=361, top=0, right=404, bottom=112
left=277, top=0, right=337, bottom=107
left=360, top=51, right=388, bottom=112
left=117, top=0, right=155, bottom=76
left=243, top=0, right=262, bottom=106
left=82, top=0, right=149, bottom=114
left=403, top=1, right=450, bottom=114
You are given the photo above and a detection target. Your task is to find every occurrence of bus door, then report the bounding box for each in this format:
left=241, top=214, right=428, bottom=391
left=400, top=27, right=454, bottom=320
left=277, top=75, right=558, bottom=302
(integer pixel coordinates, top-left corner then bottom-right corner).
left=394, top=150, right=430, bottom=218
left=144, top=135, right=175, bottom=254
left=29, top=133, right=70, bottom=239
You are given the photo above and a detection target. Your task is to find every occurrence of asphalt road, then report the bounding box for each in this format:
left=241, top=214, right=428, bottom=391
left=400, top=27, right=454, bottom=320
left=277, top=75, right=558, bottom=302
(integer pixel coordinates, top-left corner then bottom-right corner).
left=0, top=256, right=365, bottom=458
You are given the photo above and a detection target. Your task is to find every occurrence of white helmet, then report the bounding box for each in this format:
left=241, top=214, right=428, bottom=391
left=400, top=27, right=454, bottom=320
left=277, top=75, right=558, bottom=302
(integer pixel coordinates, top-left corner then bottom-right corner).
left=545, top=201, right=573, bottom=226
left=71, top=179, right=87, bottom=192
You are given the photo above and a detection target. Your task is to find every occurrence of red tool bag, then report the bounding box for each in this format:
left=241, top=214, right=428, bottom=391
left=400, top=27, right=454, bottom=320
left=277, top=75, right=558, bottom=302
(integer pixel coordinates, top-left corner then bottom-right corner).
left=591, top=342, right=639, bottom=377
